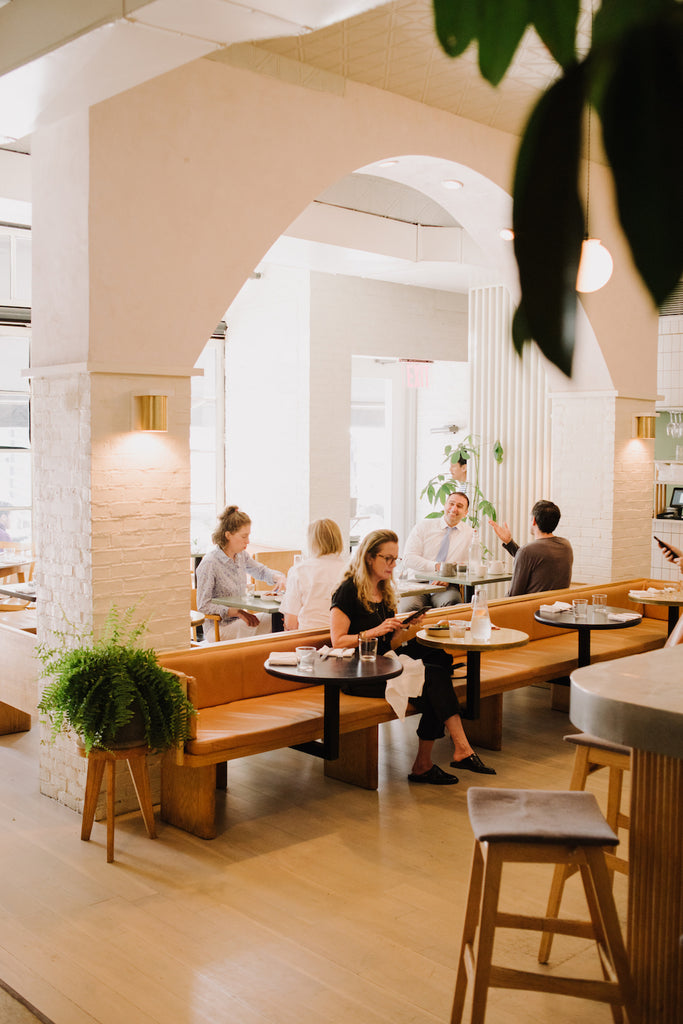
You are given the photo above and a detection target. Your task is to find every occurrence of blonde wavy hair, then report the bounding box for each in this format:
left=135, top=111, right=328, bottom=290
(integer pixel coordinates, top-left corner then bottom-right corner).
left=212, top=505, right=251, bottom=548
left=308, top=518, right=344, bottom=558
left=342, top=529, right=398, bottom=613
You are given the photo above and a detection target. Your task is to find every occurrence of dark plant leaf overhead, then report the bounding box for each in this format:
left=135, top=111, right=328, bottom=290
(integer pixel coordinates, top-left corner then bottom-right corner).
left=433, top=0, right=683, bottom=377
left=512, top=64, right=586, bottom=376
left=597, top=11, right=683, bottom=305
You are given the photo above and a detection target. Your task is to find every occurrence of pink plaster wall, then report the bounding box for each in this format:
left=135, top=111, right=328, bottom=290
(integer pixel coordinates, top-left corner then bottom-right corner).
left=85, top=56, right=656, bottom=394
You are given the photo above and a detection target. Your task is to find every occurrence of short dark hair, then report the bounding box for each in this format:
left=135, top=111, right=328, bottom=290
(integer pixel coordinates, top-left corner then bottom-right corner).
left=532, top=500, right=561, bottom=534
left=448, top=490, right=469, bottom=509
left=457, top=456, right=467, bottom=466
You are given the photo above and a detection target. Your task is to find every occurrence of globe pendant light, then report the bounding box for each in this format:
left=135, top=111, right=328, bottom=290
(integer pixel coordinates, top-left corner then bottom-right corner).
left=576, top=237, right=614, bottom=293
left=576, top=43, right=613, bottom=295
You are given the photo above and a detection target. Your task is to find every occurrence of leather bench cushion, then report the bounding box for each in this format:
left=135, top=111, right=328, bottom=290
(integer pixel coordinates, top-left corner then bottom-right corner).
left=159, top=627, right=328, bottom=708
left=186, top=686, right=399, bottom=758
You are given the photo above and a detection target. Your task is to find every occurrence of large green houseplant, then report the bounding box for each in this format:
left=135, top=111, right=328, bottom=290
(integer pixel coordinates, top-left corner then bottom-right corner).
left=38, top=606, right=196, bottom=754
left=420, top=433, right=504, bottom=529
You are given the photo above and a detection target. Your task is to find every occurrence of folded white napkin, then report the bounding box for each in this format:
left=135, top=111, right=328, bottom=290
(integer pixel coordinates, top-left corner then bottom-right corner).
left=539, top=601, right=573, bottom=614
left=318, top=646, right=355, bottom=659
left=267, top=652, right=298, bottom=666
left=384, top=652, right=423, bottom=720
left=608, top=612, right=641, bottom=622
left=628, top=587, right=677, bottom=599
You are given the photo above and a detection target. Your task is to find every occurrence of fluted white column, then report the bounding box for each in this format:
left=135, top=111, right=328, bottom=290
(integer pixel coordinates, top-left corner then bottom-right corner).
left=469, top=285, right=551, bottom=564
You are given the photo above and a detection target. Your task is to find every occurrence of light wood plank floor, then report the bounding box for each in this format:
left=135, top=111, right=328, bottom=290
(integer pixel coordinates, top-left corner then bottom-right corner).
left=0, top=688, right=629, bottom=1024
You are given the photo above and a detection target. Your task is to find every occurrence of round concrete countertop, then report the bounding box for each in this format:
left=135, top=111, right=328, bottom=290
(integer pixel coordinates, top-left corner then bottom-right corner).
left=570, top=646, right=683, bottom=760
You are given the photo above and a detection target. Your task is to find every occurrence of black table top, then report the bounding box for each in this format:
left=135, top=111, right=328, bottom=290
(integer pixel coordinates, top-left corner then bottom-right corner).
left=534, top=606, right=642, bottom=631
left=264, top=651, right=403, bottom=684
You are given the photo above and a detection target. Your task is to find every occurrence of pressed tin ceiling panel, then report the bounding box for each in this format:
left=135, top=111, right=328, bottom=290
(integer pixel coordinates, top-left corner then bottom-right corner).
left=254, top=0, right=594, bottom=137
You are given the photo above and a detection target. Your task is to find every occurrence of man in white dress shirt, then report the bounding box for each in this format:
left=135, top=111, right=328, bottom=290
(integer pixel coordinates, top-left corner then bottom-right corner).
left=399, top=491, right=473, bottom=611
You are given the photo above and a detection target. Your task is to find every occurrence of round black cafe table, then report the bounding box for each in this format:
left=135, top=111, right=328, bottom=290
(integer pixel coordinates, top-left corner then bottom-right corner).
left=534, top=605, right=642, bottom=667
left=264, top=651, right=402, bottom=761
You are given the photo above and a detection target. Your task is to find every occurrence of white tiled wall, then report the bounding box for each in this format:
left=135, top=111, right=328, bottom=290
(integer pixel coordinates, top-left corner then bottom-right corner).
left=657, top=315, right=683, bottom=408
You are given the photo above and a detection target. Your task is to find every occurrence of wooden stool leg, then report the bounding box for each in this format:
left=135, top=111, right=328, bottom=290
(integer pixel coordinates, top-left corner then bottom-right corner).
left=539, top=745, right=592, bottom=962
left=451, top=841, right=485, bottom=1024
left=583, top=848, right=639, bottom=1024
left=81, top=755, right=106, bottom=841
left=127, top=752, right=157, bottom=839
left=469, top=844, right=503, bottom=1024
left=106, top=758, right=116, bottom=863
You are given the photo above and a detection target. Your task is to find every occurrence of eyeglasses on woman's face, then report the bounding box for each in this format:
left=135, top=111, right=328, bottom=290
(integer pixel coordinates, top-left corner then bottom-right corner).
left=375, top=553, right=398, bottom=567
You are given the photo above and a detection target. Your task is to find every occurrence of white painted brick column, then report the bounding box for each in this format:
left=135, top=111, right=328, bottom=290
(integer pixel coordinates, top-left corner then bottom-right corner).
left=32, top=369, right=192, bottom=816
left=551, top=392, right=654, bottom=582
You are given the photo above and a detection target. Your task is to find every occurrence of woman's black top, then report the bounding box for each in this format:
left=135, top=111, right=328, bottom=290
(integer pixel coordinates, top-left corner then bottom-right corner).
left=331, top=577, right=394, bottom=655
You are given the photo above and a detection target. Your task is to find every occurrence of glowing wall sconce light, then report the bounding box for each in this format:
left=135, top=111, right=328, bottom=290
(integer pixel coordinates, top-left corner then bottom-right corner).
left=133, top=394, right=168, bottom=431
left=632, top=415, right=656, bottom=439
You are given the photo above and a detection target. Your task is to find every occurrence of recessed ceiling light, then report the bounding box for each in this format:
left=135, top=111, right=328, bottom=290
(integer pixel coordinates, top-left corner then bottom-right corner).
left=378, top=159, right=398, bottom=167
left=441, top=179, right=463, bottom=190
left=500, top=228, right=515, bottom=241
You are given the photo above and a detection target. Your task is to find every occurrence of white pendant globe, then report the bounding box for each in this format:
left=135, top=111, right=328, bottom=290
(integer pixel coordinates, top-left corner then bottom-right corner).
left=576, top=238, right=614, bottom=293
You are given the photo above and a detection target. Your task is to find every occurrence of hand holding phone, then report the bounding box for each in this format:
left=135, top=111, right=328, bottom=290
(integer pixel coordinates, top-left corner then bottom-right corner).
left=655, top=536, right=682, bottom=561
left=400, top=608, right=424, bottom=626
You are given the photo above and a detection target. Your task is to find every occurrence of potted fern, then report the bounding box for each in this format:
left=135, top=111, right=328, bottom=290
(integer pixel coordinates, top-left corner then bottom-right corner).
left=38, top=606, right=196, bottom=754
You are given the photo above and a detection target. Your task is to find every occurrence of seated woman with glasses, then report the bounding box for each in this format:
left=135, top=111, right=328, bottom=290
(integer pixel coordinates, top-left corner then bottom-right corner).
left=330, top=529, right=495, bottom=785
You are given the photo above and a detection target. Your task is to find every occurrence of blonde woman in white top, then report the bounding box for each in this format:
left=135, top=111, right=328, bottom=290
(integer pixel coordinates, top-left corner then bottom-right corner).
left=281, top=519, right=347, bottom=631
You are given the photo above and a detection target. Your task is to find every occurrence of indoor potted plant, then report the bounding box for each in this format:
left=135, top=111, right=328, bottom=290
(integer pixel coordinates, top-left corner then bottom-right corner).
left=38, top=605, right=196, bottom=754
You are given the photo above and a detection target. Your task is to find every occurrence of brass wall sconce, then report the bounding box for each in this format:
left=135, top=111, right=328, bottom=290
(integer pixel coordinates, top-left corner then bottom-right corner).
left=133, top=394, right=168, bottom=432
left=632, top=415, right=656, bottom=439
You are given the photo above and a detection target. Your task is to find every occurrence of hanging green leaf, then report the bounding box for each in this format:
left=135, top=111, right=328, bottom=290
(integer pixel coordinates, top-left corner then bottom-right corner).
left=512, top=62, right=586, bottom=376
left=529, top=0, right=579, bottom=69
left=493, top=441, right=505, bottom=463
left=477, top=0, right=531, bottom=86
left=433, top=0, right=479, bottom=58
left=597, top=11, right=683, bottom=306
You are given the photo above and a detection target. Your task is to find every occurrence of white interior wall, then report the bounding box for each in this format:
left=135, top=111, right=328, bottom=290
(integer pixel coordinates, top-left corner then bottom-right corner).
left=309, top=273, right=468, bottom=549
left=224, top=264, right=311, bottom=548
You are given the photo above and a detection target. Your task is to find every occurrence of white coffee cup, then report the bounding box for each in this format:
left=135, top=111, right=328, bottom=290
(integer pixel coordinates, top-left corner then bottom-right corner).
left=489, top=559, right=504, bottom=574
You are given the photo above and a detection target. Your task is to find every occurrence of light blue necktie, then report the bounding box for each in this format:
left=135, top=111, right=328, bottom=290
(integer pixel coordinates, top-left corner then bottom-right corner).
left=436, top=525, right=455, bottom=565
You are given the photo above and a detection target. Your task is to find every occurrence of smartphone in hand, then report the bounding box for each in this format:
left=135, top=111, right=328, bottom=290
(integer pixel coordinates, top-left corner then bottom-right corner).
left=400, top=608, right=424, bottom=626
left=655, top=536, right=680, bottom=559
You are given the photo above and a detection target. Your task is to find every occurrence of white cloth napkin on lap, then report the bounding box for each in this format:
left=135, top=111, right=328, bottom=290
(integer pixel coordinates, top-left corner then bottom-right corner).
left=539, top=601, right=573, bottom=615
left=384, top=653, right=424, bottom=720
left=268, top=652, right=299, bottom=666
left=608, top=612, right=641, bottom=622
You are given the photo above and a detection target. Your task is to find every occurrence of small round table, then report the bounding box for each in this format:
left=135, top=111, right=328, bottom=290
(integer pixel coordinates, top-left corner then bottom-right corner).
left=533, top=606, right=641, bottom=668
left=265, top=651, right=402, bottom=761
left=628, top=587, right=683, bottom=636
left=416, top=626, right=529, bottom=720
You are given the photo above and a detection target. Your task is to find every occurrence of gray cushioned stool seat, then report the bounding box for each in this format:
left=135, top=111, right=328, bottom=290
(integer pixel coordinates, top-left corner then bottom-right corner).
left=467, top=787, right=619, bottom=846
left=564, top=732, right=630, bottom=756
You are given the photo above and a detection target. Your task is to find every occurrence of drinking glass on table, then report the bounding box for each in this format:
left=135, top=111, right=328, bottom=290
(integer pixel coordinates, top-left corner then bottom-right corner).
left=592, top=594, right=608, bottom=618
left=359, top=636, right=378, bottom=661
left=296, top=646, right=316, bottom=671
left=573, top=599, right=588, bottom=620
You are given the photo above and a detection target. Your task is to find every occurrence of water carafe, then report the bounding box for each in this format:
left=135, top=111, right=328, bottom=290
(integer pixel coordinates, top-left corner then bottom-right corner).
left=468, top=530, right=483, bottom=576
left=470, top=587, right=491, bottom=642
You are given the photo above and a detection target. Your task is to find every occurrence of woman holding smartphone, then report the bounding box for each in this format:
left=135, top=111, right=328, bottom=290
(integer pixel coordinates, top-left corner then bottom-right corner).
left=656, top=536, right=683, bottom=572
left=330, top=529, right=495, bottom=785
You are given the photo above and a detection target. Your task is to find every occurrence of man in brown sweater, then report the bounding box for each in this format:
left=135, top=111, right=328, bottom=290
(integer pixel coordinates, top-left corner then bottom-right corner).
left=491, top=499, right=573, bottom=596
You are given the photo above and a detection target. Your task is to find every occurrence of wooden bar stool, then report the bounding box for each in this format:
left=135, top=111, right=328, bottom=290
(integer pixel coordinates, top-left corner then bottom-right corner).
left=539, top=732, right=631, bottom=964
left=80, top=745, right=157, bottom=863
left=451, top=788, right=638, bottom=1024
